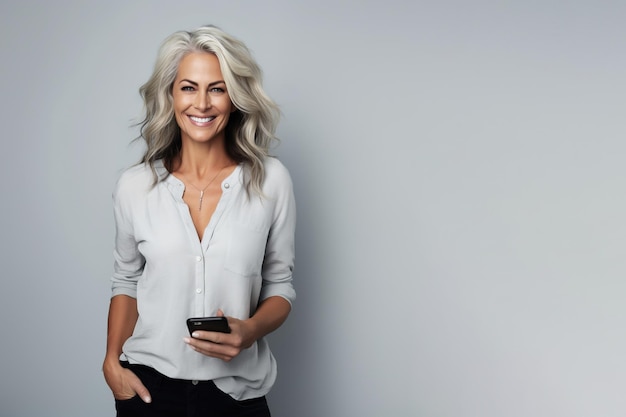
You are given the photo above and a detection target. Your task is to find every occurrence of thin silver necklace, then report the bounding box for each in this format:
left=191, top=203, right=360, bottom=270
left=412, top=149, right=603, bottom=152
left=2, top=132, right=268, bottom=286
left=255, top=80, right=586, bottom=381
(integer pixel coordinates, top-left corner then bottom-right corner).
left=186, top=166, right=227, bottom=211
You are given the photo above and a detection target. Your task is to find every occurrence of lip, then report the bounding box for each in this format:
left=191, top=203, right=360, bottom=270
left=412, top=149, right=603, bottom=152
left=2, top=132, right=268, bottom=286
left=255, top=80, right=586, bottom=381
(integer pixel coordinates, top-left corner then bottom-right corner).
left=187, top=115, right=216, bottom=126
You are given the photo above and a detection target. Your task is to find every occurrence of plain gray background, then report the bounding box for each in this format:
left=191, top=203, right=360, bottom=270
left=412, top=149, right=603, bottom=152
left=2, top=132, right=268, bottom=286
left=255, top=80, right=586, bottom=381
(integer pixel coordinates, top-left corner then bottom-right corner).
left=1, top=0, right=626, bottom=416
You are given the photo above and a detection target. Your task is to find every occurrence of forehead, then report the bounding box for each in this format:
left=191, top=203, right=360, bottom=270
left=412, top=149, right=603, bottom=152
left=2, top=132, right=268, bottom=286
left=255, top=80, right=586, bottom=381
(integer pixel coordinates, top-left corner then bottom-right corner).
left=175, top=52, right=223, bottom=80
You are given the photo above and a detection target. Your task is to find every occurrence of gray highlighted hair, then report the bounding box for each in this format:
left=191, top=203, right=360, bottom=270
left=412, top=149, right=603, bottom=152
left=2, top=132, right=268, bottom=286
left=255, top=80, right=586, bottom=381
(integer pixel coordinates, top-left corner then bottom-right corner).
left=137, top=25, right=280, bottom=196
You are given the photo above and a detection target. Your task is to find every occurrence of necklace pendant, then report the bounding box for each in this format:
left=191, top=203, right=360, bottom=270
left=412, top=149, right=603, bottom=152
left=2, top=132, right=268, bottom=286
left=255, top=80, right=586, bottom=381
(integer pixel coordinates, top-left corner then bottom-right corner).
left=186, top=165, right=228, bottom=212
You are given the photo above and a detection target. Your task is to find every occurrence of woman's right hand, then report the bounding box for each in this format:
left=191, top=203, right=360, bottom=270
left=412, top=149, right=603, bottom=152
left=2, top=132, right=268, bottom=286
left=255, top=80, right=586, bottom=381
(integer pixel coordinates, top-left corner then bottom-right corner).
left=103, top=360, right=152, bottom=403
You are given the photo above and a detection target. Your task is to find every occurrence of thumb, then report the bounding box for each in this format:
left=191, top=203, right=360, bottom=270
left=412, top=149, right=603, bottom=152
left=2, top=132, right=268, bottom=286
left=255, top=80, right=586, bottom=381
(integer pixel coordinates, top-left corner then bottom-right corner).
left=216, top=309, right=225, bottom=317
left=129, top=374, right=152, bottom=403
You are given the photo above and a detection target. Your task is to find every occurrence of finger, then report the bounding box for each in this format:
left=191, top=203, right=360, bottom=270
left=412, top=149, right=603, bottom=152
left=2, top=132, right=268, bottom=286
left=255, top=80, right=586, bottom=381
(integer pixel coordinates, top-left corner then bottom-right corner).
left=113, top=387, right=138, bottom=401
left=191, top=331, right=227, bottom=344
left=186, top=335, right=228, bottom=349
left=190, top=331, right=213, bottom=342
left=216, top=309, right=224, bottom=317
left=189, top=342, right=233, bottom=361
left=125, top=370, right=152, bottom=403
left=185, top=337, right=238, bottom=361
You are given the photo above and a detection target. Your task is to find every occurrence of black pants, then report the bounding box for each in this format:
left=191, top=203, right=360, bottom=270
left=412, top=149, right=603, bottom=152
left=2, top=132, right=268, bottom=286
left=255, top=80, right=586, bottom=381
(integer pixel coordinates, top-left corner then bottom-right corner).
left=115, top=362, right=271, bottom=417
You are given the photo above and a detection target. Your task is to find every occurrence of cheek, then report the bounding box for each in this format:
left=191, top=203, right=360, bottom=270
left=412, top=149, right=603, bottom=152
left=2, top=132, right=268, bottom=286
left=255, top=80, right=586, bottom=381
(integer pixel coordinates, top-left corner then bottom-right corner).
left=173, top=106, right=188, bottom=128
left=173, top=98, right=188, bottom=124
left=222, top=99, right=236, bottom=114
left=174, top=114, right=185, bottom=128
left=172, top=96, right=183, bottom=113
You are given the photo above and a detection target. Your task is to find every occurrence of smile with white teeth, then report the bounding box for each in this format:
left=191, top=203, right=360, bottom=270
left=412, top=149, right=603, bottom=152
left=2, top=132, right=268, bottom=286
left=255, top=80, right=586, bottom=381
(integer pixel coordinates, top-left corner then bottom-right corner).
left=189, top=116, right=215, bottom=123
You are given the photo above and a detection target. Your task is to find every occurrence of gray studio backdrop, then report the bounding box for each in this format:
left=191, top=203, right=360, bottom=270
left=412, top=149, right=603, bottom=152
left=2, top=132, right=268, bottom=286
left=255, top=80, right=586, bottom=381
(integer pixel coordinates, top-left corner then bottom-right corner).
left=1, top=1, right=625, bottom=416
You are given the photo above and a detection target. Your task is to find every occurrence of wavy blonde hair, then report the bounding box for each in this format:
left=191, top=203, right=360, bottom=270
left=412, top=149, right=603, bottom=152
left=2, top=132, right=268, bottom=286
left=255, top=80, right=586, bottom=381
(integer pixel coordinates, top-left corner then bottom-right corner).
left=137, top=25, right=280, bottom=196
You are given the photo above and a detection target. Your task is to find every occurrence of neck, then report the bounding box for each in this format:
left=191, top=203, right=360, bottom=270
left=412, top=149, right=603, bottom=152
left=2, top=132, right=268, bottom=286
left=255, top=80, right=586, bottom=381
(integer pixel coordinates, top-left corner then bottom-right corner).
left=173, top=139, right=233, bottom=179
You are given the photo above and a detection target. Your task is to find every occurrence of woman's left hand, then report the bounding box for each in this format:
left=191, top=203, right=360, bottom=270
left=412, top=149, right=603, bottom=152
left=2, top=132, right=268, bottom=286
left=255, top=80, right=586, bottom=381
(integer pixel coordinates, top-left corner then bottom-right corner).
left=184, top=310, right=257, bottom=362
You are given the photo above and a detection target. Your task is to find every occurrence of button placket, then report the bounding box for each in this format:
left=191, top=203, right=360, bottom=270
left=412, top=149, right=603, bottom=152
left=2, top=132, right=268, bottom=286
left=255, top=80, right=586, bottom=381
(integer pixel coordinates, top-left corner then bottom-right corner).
left=194, top=254, right=204, bottom=313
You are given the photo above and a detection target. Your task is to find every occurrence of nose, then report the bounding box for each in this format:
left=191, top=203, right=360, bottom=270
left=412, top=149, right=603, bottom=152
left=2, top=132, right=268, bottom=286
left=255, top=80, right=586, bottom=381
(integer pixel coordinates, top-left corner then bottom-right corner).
left=194, top=91, right=211, bottom=111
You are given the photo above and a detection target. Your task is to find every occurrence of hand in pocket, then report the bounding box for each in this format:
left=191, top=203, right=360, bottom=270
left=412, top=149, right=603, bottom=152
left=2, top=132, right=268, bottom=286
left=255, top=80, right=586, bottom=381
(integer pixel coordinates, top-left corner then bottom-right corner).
left=104, top=361, right=152, bottom=403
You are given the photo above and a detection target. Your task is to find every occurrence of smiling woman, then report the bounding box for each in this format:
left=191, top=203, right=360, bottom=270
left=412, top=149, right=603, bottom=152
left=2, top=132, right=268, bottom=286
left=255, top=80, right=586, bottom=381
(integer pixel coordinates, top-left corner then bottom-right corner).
left=172, top=53, right=235, bottom=149
left=171, top=52, right=237, bottom=228
left=102, top=25, right=296, bottom=417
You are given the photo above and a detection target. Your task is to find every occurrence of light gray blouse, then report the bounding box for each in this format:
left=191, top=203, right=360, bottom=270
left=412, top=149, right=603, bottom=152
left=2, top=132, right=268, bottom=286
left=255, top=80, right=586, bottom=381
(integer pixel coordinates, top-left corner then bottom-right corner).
left=111, top=157, right=296, bottom=400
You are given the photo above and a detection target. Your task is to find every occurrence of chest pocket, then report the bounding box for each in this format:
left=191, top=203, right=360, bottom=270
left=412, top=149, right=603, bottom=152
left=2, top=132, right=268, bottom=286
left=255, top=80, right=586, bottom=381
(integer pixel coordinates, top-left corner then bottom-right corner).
left=224, top=221, right=269, bottom=277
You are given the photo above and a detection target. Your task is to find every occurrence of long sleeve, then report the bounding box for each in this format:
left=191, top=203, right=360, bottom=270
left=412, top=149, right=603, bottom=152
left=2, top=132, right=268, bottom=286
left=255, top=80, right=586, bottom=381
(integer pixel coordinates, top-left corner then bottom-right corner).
left=260, top=160, right=296, bottom=306
left=110, top=171, right=145, bottom=298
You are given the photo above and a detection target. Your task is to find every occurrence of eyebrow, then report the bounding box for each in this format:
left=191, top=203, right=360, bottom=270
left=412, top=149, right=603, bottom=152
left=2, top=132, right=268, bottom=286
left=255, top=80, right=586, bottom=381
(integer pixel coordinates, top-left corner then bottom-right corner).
left=178, top=79, right=225, bottom=87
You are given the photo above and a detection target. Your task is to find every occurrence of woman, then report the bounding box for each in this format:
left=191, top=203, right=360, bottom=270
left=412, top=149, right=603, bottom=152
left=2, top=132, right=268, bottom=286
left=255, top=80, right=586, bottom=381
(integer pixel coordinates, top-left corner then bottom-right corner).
left=102, top=25, right=296, bottom=417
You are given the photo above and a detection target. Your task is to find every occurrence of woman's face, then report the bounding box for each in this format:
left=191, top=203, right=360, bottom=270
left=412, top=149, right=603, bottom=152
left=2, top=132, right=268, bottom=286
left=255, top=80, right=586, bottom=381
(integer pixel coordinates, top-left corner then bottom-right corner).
left=172, top=52, right=235, bottom=146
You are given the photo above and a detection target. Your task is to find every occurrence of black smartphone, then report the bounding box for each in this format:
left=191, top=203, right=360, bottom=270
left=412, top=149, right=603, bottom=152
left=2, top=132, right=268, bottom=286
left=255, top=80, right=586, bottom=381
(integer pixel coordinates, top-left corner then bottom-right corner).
left=186, top=316, right=231, bottom=336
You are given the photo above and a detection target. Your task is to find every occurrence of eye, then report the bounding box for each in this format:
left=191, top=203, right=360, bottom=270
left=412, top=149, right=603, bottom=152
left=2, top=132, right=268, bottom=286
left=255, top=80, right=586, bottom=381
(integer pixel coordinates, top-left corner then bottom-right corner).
left=210, top=87, right=225, bottom=93
left=181, top=86, right=195, bottom=91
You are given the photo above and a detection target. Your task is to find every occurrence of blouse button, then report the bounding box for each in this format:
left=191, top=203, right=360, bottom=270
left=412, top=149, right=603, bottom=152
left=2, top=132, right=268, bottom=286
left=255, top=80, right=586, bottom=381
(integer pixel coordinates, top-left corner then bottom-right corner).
left=196, top=256, right=202, bottom=262
left=196, top=288, right=202, bottom=294
left=223, top=183, right=230, bottom=189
